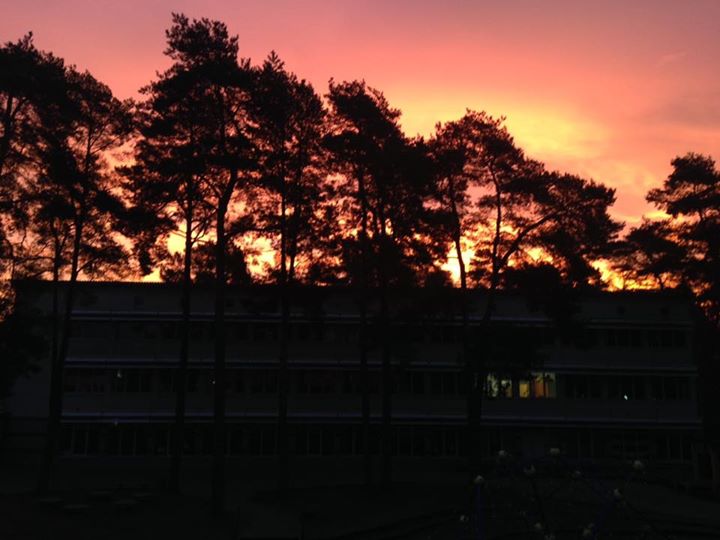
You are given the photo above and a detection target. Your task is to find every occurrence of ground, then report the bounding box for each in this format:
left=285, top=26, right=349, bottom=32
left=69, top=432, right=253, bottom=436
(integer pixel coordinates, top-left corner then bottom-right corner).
left=1, top=459, right=719, bottom=539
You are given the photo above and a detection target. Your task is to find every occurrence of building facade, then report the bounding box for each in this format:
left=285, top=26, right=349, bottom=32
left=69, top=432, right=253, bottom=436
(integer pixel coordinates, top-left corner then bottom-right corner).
left=1, top=281, right=706, bottom=483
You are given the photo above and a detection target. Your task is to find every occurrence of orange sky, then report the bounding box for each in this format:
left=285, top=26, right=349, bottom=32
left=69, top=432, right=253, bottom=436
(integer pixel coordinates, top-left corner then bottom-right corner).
left=2, top=0, right=719, bottom=226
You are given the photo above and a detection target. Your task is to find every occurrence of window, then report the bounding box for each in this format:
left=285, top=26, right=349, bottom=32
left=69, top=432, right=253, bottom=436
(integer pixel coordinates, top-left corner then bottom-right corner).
left=253, top=324, right=278, bottom=342
left=323, top=426, right=353, bottom=455
left=397, top=427, right=412, bottom=456
left=161, top=323, right=176, bottom=340
left=297, top=370, right=333, bottom=394
left=588, top=377, right=603, bottom=398
left=186, top=371, right=199, bottom=393
left=565, top=375, right=602, bottom=399
left=429, top=373, right=443, bottom=394
left=485, top=374, right=512, bottom=398
left=158, top=370, right=174, bottom=393
left=607, top=376, right=620, bottom=399
left=518, top=380, right=531, bottom=398
left=664, top=377, right=690, bottom=400
left=230, top=426, right=244, bottom=454
left=247, top=370, right=278, bottom=394
left=444, top=430, right=458, bottom=456
left=296, top=324, right=310, bottom=341
left=64, top=368, right=106, bottom=393
left=412, top=372, right=425, bottom=395
left=189, top=323, right=204, bottom=340
left=101, top=424, right=152, bottom=456
left=532, top=372, right=556, bottom=398
left=633, top=376, right=646, bottom=399
left=154, top=425, right=169, bottom=456
left=232, top=372, right=244, bottom=393
left=442, top=373, right=457, bottom=395
left=112, top=369, right=153, bottom=393
left=307, top=426, right=322, bottom=455
left=608, top=375, right=646, bottom=400
left=232, top=323, right=248, bottom=341
left=650, top=377, right=663, bottom=400
left=341, top=371, right=360, bottom=394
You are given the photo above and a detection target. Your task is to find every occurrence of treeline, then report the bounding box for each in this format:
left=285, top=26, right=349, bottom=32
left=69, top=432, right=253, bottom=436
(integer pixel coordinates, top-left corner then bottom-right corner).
left=1, top=14, right=718, bottom=511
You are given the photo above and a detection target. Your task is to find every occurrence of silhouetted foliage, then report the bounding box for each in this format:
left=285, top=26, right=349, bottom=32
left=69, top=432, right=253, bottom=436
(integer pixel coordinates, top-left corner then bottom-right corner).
left=646, top=153, right=720, bottom=323
left=28, top=62, right=133, bottom=493
left=158, top=12, right=259, bottom=514
left=0, top=35, right=68, bottom=292
left=615, top=152, right=720, bottom=461
left=326, top=80, right=444, bottom=288
left=159, top=241, right=252, bottom=285
left=611, top=218, right=685, bottom=290
left=325, top=80, right=448, bottom=484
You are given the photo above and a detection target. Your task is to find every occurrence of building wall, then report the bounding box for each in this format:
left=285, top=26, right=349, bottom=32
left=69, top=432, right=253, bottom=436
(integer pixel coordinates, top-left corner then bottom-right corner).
left=2, top=282, right=703, bottom=478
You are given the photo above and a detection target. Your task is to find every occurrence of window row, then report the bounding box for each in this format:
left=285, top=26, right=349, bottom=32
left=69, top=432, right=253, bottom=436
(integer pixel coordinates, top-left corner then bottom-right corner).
left=70, top=321, right=688, bottom=349
left=72, top=322, right=554, bottom=347
left=60, top=422, right=695, bottom=463
left=63, top=368, right=468, bottom=396
left=563, top=374, right=691, bottom=401
left=63, top=368, right=694, bottom=402
left=558, top=429, right=694, bottom=462
left=61, top=423, right=466, bottom=458
left=603, top=328, right=686, bottom=349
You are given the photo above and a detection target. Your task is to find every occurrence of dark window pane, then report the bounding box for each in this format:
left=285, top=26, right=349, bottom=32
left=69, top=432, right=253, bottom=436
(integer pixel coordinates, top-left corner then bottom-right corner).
left=412, top=373, right=425, bottom=394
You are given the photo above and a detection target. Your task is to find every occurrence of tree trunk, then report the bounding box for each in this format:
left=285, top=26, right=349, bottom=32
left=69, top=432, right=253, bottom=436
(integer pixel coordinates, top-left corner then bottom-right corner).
left=451, top=220, right=474, bottom=476
left=212, top=170, right=235, bottom=516
left=377, top=203, right=392, bottom=488
left=277, top=172, right=290, bottom=492
left=36, top=243, right=61, bottom=493
left=467, top=178, right=502, bottom=476
left=0, top=95, right=15, bottom=181
left=357, top=170, right=372, bottom=486
left=38, top=215, right=83, bottom=493
left=170, top=199, right=193, bottom=492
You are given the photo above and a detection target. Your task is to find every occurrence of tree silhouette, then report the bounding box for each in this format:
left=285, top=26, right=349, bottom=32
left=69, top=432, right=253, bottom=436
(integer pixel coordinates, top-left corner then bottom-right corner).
left=124, top=40, right=220, bottom=490
left=429, top=111, right=621, bottom=475
left=630, top=153, right=720, bottom=478
left=0, top=35, right=68, bottom=311
left=326, top=80, right=443, bottom=485
left=0, top=36, right=64, bottom=407
left=611, top=218, right=685, bottom=290
left=161, top=13, right=257, bottom=514
left=251, top=51, right=329, bottom=490
left=645, top=153, right=720, bottom=322
left=27, top=65, right=133, bottom=493
left=325, top=80, right=383, bottom=485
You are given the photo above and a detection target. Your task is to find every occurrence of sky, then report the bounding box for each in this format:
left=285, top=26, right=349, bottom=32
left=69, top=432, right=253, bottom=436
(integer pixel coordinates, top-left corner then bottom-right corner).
left=2, top=0, right=719, bottom=226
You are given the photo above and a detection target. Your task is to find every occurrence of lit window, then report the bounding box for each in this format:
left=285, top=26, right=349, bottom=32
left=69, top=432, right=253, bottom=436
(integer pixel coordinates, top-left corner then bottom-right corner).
left=532, top=372, right=556, bottom=398
left=485, top=375, right=512, bottom=398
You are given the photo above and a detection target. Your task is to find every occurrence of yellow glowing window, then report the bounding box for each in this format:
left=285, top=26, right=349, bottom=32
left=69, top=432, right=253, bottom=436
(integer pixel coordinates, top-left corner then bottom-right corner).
left=519, top=380, right=531, bottom=398
left=532, top=372, right=557, bottom=398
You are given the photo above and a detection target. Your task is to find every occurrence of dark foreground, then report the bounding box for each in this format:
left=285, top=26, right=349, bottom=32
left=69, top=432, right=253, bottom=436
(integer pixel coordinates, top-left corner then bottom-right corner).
left=2, top=461, right=719, bottom=540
